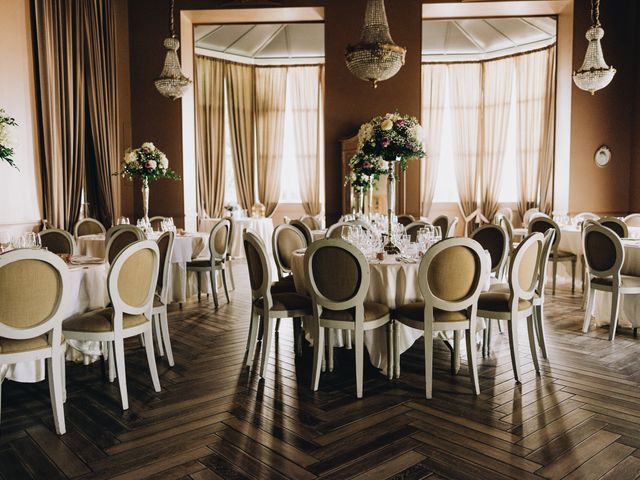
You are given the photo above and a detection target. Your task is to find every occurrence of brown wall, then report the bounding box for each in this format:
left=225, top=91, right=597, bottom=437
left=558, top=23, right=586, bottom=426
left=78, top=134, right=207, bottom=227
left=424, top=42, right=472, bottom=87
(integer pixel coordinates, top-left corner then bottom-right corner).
left=631, top=2, right=640, bottom=213
left=123, top=0, right=640, bottom=226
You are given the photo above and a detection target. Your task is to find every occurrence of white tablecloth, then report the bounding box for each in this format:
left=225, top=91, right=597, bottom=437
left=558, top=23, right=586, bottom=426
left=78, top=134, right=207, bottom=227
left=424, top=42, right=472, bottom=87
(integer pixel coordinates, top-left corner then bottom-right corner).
left=2, top=263, right=110, bottom=383
left=199, top=217, right=274, bottom=258
left=290, top=250, right=490, bottom=372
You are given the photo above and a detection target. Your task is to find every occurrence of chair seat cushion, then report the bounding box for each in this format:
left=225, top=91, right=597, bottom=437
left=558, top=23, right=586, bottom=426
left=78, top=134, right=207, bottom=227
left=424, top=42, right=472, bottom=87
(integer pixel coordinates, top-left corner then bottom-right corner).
left=63, top=308, right=148, bottom=333
left=552, top=250, right=576, bottom=260
left=478, top=292, right=531, bottom=313
left=395, top=302, right=467, bottom=323
left=186, top=259, right=211, bottom=268
left=271, top=276, right=296, bottom=294
left=592, top=275, right=640, bottom=288
left=254, top=293, right=311, bottom=312
left=0, top=335, right=65, bottom=354
left=321, top=302, right=390, bottom=322
left=153, top=295, right=163, bottom=307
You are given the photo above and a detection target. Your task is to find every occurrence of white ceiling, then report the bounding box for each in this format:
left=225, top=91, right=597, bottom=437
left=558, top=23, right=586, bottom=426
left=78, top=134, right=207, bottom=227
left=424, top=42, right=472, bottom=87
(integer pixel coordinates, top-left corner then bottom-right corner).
left=194, top=16, right=556, bottom=64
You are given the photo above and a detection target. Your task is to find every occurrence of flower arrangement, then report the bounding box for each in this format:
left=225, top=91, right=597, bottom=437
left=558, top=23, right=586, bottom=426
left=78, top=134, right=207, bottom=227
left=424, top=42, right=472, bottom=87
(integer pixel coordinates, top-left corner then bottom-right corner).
left=0, top=109, right=18, bottom=169
left=114, top=142, right=180, bottom=181
left=224, top=203, right=240, bottom=214
left=357, top=112, right=425, bottom=170
left=344, top=152, right=388, bottom=192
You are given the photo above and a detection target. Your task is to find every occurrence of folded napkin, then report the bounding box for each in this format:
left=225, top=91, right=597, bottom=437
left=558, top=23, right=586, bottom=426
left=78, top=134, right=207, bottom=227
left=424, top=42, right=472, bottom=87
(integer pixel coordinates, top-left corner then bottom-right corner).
left=70, top=255, right=104, bottom=265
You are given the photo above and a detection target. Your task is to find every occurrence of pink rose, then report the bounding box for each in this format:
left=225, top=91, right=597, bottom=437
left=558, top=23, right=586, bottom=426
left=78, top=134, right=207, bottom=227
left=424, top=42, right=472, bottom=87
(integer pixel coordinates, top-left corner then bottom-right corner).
left=145, top=160, right=157, bottom=169
left=363, top=161, right=371, bottom=168
left=381, top=137, right=391, bottom=148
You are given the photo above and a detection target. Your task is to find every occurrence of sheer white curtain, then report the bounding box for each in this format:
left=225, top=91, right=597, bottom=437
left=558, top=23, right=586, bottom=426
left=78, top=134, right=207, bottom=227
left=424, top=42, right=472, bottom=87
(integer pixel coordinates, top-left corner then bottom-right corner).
left=448, top=63, right=482, bottom=234
left=420, top=64, right=447, bottom=217
left=515, top=46, right=556, bottom=217
left=289, top=66, right=324, bottom=215
left=480, top=57, right=514, bottom=221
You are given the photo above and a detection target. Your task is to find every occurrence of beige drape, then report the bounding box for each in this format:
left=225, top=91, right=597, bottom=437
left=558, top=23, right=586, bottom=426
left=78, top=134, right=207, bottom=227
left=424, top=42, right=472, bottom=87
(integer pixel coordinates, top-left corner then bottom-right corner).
left=225, top=62, right=256, bottom=210
left=195, top=56, right=226, bottom=218
left=448, top=63, right=482, bottom=235
left=34, top=0, right=85, bottom=231
left=83, top=0, right=121, bottom=226
left=289, top=66, right=324, bottom=216
left=480, top=58, right=514, bottom=221
left=255, top=67, right=288, bottom=216
left=515, top=46, right=556, bottom=217
left=420, top=64, right=447, bottom=217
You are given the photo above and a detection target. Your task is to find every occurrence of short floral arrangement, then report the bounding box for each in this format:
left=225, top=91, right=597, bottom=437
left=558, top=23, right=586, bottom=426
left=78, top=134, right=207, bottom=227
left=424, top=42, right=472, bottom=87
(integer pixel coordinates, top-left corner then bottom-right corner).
left=344, top=152, right=388, bottom=192
left=357, top=112, right=425, bottom=171
left=0, top=109, right=18, bottom=169
left=224, top=202, right=240, bottom=214
left=114, top=142, right=180, bottom=181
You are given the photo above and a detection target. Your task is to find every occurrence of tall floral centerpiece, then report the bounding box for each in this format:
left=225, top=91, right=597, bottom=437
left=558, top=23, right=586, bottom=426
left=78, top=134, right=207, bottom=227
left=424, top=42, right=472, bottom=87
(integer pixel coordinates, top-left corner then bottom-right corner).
left=344, top=152, right=388, bottom=215
left=0, top=109, right=18, bottom=169
left=114, top=142, right=180, bottom=224
left=357, top=113, right=425, bottom=253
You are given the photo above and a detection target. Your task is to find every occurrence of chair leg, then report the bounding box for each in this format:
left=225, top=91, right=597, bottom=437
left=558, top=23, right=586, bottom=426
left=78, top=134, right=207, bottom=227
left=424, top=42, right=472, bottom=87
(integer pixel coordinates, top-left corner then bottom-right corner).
left=160, top=309, right=175, bottom=367
left=245, top=307, right=260, bottom=369
left=275, top=318, right=281, bottom=334
left=227, top=258, right=236, bottom=291
left=571, top=259, right=576, bottom=295
left=197, top=272, right=202, bottom=302
left=465, top=327, right=480, bottom=396
left=394, top=321, right=401, bottom=379
left=451, top=330, right=461, bottom=375
left=107, top=341, right=116, bottom=383
left=424, top=321, right=434, bottom=399
left=581, top=256, right=586, bottom=293
left=153, top=314, right=164, bottom=357
left=535, top=304, right=548, bottom=359
left=552, top=259, right=558, bottom=295
left=506, top=317, right=522, bottom=383
left=113, top=339, right=129, bottom=410
left=327, top=328, right=334, bottom=373
left=496, top=319, right=503, bottom=334
left=221, top=267, right=230, bottom=304
left=209, top=270, right=219, bottom=309
left=355, top=327, right=364, bottom=398
left=311, top=320, right=324, bottom=391
left=634, top=327, right=638, bottom=338
left=143, top=329, right=161, bottom=392
left=260, top=315, right=274, bottom=379
left=609, top=290, right=621, bottom=341
left=482, top=320, right=489, bottom=358
left=48, top=353, right=66, bottom=435
left=387, top=322, right=393, bottom=380
left=61, top=350, right=67, bottom=403
left=345, top=329, right=352, bottom=350
left=527, top=315, right=540, bottom=374
left=582, top=285, right=595, bottom=333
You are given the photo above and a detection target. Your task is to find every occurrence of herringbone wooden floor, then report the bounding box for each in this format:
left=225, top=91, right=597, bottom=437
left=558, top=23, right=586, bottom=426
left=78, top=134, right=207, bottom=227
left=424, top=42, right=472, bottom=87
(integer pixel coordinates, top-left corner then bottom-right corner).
left=2, top=263, right=640, bottom=480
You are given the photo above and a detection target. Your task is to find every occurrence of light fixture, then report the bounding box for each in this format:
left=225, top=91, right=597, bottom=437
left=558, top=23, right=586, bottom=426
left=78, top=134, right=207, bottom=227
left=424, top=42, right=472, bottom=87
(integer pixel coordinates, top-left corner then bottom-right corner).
left=345, top=0, right=406, bottom=88
left=154, top=0, right=192, bottom=100
left=573, top=0, right=616, bottom=95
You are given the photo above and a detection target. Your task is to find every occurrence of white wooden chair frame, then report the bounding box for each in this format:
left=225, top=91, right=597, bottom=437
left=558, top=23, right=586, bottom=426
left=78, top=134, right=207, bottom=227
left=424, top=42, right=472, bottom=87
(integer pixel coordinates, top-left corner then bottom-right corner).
left=149, top=216, right=166, bottom=230
left=224, top=216, right=236, bottom=291
left=325, top=222, right=356, bottom=239
left=243, top=230, right=311, bottom=378
left=300, top=215, right=321, bottom=231
left=531, top=229, right=556, bottom=359
left=73, top=217, right=106, bottom=239
left=0, top=250, right=71, bottom=434
left=478, top=232, right=544, bottom=382
left=574, top=212, right=600, bottom=223
left=63, top=240, right=161, bottom=410
left=471, top=224, right=508, bottom=281
left=582, top=223, right=640, bottom=340
left=623, top=213, right=640, bottom=227
left=152, top=231, right=176, bottom=366
left=304, top=238, right=392, bottom=398
left=599, top=217, right=629, bottom=238
left=394, top=237, right=488, bottom=399
left=272, top=223, right=307, bottom=280
left=105, top=225, right=145, bottom=265
left=433, top=215, right=458, bottom=238
left=40, top=228, right=76, bottom=255
left=495, top=207, right=513, bottom=223
left=289, top=220, right=313, bottom=245
left=522, top=208, right=540, bottom=227
left=529, top=216, right=576, bottom=295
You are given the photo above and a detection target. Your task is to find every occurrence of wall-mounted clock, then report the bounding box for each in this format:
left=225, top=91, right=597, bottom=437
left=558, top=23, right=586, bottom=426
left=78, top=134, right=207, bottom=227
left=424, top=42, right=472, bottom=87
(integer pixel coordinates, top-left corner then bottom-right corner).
left=594, top=145, right=611, bottom=168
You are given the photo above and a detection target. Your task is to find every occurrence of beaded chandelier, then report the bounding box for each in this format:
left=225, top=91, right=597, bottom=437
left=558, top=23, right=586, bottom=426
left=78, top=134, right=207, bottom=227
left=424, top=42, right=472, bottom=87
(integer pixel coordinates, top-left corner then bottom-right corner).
left=154, top=0, right=192, bottom=100
left=345, top=0, right=406, bottom=88
left=573, top=0, right=616, bottom=95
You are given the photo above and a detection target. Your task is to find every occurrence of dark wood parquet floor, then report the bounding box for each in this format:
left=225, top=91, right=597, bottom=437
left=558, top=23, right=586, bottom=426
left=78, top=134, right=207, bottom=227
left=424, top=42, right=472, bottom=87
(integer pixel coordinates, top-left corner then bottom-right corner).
left=2, top=263, right=640, bottom=480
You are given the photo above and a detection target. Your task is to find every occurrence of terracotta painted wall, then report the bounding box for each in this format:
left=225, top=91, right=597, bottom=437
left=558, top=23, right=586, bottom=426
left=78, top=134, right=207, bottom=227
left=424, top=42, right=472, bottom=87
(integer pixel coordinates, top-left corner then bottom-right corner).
left=630, top=2, right=640, bottom=213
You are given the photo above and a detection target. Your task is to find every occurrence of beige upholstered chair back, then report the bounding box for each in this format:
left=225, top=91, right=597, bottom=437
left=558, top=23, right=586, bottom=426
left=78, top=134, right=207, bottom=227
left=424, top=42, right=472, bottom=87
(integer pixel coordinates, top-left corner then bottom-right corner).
left=495, top=207, right=513, bottom=223
left=73, top=218, right=106, bottom=238
left=155, top=231, right=175, bottom=303
left=582, top=223, right=624, bottom=279
left=272, top=224, right=307, bottom=279
left=106, top=226, right=144, bottom=264
left=243, top=230, right=272, bottom=304
left=522, top=208, right=540, bottom=227
left=432, top=215, right=449, bottom=236
left=40, top=228, right=75, bottom=255
left=109, top=240, right=159, bottom=318
left=509, top=233, right=543, bottom=301
left=599, top=217, right=628, bottom=238
left=405, top=221, right=432, bottom=242
left=0, top=249, right=69, bottom=340
left=397, top=214, right=415, bottom=227
left=623, top=213, right=640, bottom=227
left=290, top=219, right=313, bottom=245
left=208, top=218, right=231, bottom=261
left=300, top=215, right=321, bottom=231
left=304, top=239, right=369, bottom=310
left=325, top=222, right=353, bottom=239
left=528, top=217, right=560, bottom=251
left=418, top=237, right=486, bottom=313
left=149, top=216, right=166, bottom=231
left=470, top=224, right=508, bottom=276
left=574, top=212, right=600, bottom=222
left=535, top=229, right=556, bottom=296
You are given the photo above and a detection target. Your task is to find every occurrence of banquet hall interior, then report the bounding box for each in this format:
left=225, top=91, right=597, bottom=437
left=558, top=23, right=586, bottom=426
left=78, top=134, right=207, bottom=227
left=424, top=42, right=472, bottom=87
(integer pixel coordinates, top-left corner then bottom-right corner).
left=2, top=0, right=640, bottom=478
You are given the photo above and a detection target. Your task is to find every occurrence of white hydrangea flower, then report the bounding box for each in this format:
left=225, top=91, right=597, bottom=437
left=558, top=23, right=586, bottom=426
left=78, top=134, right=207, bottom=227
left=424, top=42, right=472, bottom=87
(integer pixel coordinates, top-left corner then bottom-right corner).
left=159, top=154, right=168, bottom=169
left=124, top=151, right=137, bottom=164
left=142, top=142, right=155, bottom=150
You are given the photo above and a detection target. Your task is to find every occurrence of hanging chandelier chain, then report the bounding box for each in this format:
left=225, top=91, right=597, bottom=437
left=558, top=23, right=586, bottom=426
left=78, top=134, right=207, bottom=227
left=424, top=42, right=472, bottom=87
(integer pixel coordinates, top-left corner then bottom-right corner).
left=169, top=0, right=176, bottom=38
left=591, top=0, right=601, bottom=26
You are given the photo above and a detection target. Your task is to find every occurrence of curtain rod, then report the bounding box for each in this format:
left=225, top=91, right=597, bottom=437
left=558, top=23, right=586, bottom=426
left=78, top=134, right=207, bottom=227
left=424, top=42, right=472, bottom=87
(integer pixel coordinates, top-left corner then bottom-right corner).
left=422, top=43, right=556, bottom=66
left=195, top=54, right=323, bottom=69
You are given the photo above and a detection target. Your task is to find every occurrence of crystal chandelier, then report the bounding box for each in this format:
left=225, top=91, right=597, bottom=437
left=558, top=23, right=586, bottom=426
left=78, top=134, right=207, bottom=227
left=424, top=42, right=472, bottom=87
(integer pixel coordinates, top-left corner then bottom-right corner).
left=154, top=0, right=192, bottom=100
left=573, top=0, right=616, bottom=95
left=345, top=0, right=406, bottom=88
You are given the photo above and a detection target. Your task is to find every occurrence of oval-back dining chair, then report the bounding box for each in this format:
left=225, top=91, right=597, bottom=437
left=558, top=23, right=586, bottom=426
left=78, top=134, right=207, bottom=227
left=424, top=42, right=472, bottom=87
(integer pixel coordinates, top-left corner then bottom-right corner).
left=599, top=216, right=628, bottom=238
left=73, top=218, right=106, bottom=239
left=40, top=228, right=75, bottom=255
left=105, top=225, right=145, bottom=264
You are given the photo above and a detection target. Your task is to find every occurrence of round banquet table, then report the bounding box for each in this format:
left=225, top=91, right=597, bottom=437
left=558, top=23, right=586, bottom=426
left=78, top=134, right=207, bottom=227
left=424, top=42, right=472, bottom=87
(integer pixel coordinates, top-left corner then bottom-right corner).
left=1, top=262, right=110, bottom=383
left=290, top=249, right=490, bottom=373
left=591, top=240, right=640, bottom=328
left=199, top=217, right=274, bottom=259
